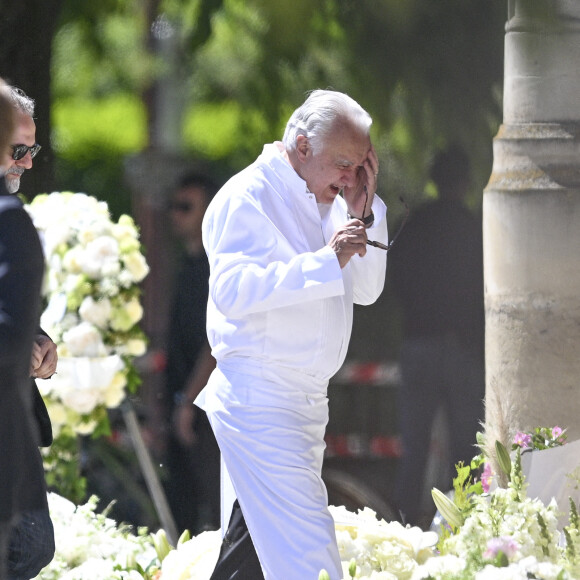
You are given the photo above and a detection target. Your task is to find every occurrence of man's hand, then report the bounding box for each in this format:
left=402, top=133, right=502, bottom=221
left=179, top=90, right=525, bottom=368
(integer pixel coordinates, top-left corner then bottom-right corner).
left=328, top=219, right=368, bottom=268
left=343, top=145, right=380, bottom=219
left=30, top=334, right=58, bottom=379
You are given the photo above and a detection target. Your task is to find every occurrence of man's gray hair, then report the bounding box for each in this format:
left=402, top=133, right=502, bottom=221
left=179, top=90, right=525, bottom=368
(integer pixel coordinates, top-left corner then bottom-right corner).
left=282, top=89, right=372, bottom=154
left=2, top=85, right=35, bottom=117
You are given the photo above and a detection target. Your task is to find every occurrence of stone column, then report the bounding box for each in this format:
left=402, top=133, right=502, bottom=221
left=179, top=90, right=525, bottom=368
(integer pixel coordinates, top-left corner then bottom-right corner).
left=484, top=0, right=580, bottom=441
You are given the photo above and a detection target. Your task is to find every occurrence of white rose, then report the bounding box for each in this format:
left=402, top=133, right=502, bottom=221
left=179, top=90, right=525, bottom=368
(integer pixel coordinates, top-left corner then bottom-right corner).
left=115, top=339, right=146, bottom=357
left=60, top=387, right=101, bottom=415
left=110, top=299, right=143, bottom=332
left=62, top=322, right=107, bottom=357
left=74, top=419, right=98, bottom=436
left=79, top=296, right=112, bottom=329
left=112, top=220, right=140, bottom=251
left=77, top=222, right=107, bottom=246
left=63, top=273, right=86, bottom=294
left=101, top=260, right=121, bottom=277
left=81, top=236, right=120, bottom=279
left=99, top=277, right=120, bottom=297
left=62, top=246, right=85, bottom=274
left=126, top=338, right=147, bottom=357
left=45, top=401, right=67, bottom=426
left=103, top=373, right=127, bottom=408
left=43, top=224, right=73, bottom=257
left=160, top=531, right=222, bottom=580
left=126, top=298, right=144, bottom=324
left=118, top=269, right=135, bottom=288
left=122, top=251, right=149, bottom=283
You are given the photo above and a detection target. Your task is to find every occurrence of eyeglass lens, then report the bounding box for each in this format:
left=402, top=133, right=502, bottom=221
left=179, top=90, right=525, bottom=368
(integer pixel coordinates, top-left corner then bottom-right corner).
left=11, top=143, right=41, bottom=161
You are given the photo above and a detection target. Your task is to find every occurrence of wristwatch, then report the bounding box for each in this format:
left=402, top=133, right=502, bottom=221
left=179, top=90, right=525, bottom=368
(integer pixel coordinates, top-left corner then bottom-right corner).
left=348, top=211, right=375, bottom=227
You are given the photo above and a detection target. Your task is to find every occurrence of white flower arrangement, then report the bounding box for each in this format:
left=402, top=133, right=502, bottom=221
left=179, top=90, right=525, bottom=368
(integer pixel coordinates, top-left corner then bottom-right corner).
left=32, top=426, right=580, bottom=580
left=330, top=505, right=438, bottom=579
left=151, top=505, right=438, bottom=580
left=25, top=192, right=149, bottom=438
left=424, top=429, right=580, bottom=580
left=155, top=529, right=221, bottom=580
left=35, top=493, right=158, bottom=580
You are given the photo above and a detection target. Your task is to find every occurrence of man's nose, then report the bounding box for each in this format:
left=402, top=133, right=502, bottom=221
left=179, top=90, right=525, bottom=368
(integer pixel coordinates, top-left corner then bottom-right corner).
left=16, top=153, right=33, bottom=169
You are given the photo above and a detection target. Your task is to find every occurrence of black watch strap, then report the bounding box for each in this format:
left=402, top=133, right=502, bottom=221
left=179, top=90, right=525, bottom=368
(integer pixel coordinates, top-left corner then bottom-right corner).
left=348, top=211, right=374, bottom=227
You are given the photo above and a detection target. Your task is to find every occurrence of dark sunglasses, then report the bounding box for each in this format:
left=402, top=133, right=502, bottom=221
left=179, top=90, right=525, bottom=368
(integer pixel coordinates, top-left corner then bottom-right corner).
left=11, top=143, right=42, bottom=161
left=363, top=186, right=409, bottom=252
left=169, top=201, right=194, bottom=213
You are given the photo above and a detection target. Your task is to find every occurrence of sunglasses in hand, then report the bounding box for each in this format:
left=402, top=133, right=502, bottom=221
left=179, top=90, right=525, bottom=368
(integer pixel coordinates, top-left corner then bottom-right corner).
left=360, top=186, right=409, bottom=252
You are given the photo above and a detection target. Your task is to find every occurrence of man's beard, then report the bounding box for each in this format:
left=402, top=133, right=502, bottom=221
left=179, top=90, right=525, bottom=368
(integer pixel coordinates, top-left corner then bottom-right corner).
left=5, top=169, right=23, bottom=194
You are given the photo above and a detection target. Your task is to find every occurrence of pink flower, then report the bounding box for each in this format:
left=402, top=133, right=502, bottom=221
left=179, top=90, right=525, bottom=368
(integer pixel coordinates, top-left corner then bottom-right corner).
left=481, top=462, right=493, bottom=493
left=552, top=426, right=563, bottom=439
left=483, top=536, right=519, bottom=560
left=513, top=431, right=532, bottom=449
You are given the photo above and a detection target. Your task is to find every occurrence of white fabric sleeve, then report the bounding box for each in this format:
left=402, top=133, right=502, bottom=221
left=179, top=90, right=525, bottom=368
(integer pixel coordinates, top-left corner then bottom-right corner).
left=350, top=194, right=389, bottom=305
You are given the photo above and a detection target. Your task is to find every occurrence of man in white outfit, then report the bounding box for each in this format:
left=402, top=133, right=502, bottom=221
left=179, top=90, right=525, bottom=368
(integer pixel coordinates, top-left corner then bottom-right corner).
left=195, top=89, right=388, bottom=579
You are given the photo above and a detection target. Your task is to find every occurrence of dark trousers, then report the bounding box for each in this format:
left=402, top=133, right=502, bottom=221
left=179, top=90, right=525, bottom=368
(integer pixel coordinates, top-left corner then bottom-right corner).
left=210, top=500, right=264, bottom=580
left=8, top=508, right=54, bottom=580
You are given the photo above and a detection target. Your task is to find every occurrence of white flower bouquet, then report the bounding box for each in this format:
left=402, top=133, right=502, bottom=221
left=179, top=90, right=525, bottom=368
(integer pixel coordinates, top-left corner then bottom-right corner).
left=330, top=505, right=438, bottom=579
left=424, top=428, right=580, bottom=580
left=25, top=192, right=149, bottom=439
left=35, top=493, right=158, bottom=580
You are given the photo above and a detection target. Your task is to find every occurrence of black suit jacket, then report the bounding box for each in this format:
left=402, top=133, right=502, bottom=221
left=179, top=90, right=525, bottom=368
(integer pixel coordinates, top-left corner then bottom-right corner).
left=0, top=180, right=48, bottom=522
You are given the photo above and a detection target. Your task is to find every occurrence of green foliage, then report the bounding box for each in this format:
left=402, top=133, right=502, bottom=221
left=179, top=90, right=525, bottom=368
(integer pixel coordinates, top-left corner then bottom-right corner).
left=495, top=440, right=513, bottom=481
left=52, top=95, right=146, bottom=217
left=55, top=3, right=153, bottom=98
left=53, top=96, right=147, bottom=156
left=49, top=0, right=505, bottom=212
left=182, top=100, right=271, bottom=169
left=124, top=359, right=144, bottom=395
left=43, top=434, right=87, bottom=504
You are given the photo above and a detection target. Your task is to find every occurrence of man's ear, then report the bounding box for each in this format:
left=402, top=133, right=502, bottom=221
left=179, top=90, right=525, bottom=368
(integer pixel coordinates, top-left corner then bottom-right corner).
left=296, top=135, right=309, bottom=162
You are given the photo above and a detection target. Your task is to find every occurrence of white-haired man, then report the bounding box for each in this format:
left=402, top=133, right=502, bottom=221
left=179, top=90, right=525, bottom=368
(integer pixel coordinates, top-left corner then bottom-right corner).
left=195, top=89, right=389, bottom=579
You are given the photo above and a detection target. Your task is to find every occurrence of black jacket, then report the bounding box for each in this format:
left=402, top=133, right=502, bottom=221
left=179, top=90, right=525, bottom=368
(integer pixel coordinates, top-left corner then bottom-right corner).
left=0, top=180, right=48, bottom=522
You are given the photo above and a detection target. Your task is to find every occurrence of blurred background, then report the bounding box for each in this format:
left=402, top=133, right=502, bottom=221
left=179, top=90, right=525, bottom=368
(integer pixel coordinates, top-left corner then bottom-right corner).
left=0, top=0, right=506, bottom=531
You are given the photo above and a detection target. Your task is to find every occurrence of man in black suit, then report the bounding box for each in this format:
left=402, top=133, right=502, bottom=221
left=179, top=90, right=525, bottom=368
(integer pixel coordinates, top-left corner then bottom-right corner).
left=0, top=80, right=51, bottom=579
left=1, top=84, right=57, bottom=579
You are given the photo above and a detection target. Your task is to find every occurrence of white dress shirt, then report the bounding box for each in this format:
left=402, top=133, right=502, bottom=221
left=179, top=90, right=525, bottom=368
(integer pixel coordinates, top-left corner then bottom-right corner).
left=200, top=142, right=388, bottom=392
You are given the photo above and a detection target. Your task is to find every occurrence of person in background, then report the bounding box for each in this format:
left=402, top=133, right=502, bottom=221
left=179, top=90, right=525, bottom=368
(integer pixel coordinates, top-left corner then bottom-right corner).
left=196, top=89, right=388, bottom=579
left=163, top=172, right=221, bottom=535
left=0, top=79, right=53, bottom=580
left=1, top=83, right=57, bottom=579
left=390, top=143, right=485, bottom=528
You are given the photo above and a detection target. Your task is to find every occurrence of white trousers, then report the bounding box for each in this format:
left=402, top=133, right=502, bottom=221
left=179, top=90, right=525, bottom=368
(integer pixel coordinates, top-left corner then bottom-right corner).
left=198, top=364, right=343, bottom=580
